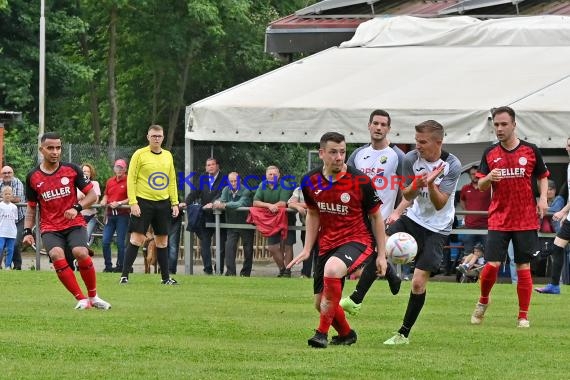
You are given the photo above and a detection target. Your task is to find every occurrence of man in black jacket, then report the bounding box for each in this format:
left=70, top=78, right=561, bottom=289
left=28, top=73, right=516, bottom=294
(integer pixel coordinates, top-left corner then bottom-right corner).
left=186, top=158, right=227, bottom=274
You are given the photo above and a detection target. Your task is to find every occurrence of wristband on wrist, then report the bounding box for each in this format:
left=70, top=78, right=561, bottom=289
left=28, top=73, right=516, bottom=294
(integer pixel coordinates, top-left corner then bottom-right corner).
left=23, top=228, right=33, bottom=237
left=72, top=204, right=83, bottom=213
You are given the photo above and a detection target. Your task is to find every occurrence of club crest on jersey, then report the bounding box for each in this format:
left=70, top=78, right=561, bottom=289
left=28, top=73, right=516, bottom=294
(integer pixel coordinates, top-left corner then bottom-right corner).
left=519, top=156, right=527, bottom=166
left=379, top=155, right=388, bottom=164
left=340, top=193, right=350, bottom=203
left=61, top=177, right=70, bottom=185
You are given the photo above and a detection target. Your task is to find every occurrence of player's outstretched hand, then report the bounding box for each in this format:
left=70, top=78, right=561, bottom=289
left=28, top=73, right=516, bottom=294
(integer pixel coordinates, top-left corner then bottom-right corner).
left=287, top=249, right=310, bottom=269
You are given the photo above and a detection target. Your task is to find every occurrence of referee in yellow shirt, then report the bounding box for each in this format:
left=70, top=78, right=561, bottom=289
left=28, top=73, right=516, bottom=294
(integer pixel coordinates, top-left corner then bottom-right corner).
left=119, top=125, right=179, bottom=285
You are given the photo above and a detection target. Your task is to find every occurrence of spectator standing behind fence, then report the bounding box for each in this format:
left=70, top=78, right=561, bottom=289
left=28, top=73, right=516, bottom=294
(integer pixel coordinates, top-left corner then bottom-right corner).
left=23, top=132, right=110, bottom=309
left=119, top=125, right=179, bottom=285
left=213, top=172, right=254, bottom=276
left=185, top=157, right=227, bottom=275
left=253, top=165, right=296, bottom=277
left=470, top=106, right=549, bottom=328
left=0, top=166, right=25, bottom=270
left=287, top=186, right=317, bottom=278
left=0, top=186, right=18, bottom=270
left=459, top=165, right=491, bottom=258
left=77, top=163, right=101, bottom=245
left=100, top=159, right=129, bottom=273
left=168, top=198, right=186, bottom=275
left=536, top=138, right=570, bottom=295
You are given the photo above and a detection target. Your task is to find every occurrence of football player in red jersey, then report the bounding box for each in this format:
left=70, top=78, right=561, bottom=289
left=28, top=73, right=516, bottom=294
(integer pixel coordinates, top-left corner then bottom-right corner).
left=471, top=106, right=549, bottom=328
left=287, top=131, right=387, bottom=348
left=23, top=132, right=111, bottom=310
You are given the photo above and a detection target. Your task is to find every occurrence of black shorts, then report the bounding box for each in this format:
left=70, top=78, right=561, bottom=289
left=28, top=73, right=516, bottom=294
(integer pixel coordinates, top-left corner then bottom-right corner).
left=129, top=197, right=172, bottom=236
left=267, top=229, right=296, bottom=245
left=42, top=226, right=88, bottom=253
left=386, top=215, right=446, bottom=273
left=557, top=219, right=570, bottom=241
left=313, top=242, right=371, bottom=294
left=485, top=230, right=538, bottom=264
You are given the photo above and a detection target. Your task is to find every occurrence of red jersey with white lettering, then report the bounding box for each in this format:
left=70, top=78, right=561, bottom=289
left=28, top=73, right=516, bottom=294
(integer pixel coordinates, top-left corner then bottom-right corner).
left=26, top=163, right=94, bottom=233
left=477, top=140, right=549, bottom=231
left=302, top=165, right=382, bottom=255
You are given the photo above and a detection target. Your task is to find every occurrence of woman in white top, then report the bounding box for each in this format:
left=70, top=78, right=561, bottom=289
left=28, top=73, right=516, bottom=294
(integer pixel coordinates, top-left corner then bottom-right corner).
left=77, top=163, right=101, bottom=244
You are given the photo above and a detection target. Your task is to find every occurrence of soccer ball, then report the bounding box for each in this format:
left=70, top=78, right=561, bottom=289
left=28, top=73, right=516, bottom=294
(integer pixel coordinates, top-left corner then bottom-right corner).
left=386, top=232, right=418, bottom=264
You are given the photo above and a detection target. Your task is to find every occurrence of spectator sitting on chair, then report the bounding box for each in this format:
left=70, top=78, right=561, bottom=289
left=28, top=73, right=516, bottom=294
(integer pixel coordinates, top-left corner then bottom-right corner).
left=457, top=242, right=485, bottom=277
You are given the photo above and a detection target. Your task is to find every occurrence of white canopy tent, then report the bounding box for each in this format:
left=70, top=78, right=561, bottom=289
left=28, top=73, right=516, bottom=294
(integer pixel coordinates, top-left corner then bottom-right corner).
left=183, top=15, right=570, bottom=274
left=186, top=15, right=570, bottom=148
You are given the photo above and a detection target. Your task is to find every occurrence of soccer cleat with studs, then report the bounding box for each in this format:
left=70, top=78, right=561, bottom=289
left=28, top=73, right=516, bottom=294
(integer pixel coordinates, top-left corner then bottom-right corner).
left=471, top=302, right=488, bottom=325
left=383, top=333, right=409, bottom=345
left=308, top=330, right=328, bottom=348
left=340, top=297, right=362, bottom=316
left=161, top=278, right=179, bottom=285
left=75, top=298, right=92, bottom=310
left=330, top=329, right=357, bottom=346
left=90, top=295, right=112, bottom=310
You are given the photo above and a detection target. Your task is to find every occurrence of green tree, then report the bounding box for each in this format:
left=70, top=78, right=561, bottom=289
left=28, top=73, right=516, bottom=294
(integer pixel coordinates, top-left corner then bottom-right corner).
left=1, top=0, right=317, bottom=156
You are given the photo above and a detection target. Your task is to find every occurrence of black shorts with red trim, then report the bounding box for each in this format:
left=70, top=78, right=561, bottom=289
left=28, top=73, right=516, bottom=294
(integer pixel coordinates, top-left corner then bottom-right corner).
left=313, top=242, right=371, bottom=295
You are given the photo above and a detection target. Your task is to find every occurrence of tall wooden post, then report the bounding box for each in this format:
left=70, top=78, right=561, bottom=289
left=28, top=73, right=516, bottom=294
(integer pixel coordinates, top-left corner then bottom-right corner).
left=0, top=122, right=4, bottom=168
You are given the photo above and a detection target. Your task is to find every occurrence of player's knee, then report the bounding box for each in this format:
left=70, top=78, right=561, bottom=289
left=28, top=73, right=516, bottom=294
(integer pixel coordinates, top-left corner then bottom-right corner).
left=130, top=233, right=146, bottom=247
left=72, top=247, right=89, bottom=259
left=49, top=247, right=65, bottom=260
left=154, top=236, right=168, bottom=248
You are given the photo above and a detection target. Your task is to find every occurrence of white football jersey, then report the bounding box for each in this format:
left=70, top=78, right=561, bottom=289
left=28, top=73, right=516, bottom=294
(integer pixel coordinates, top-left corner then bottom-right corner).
left=348, top=144, right=404, bottom=220
left=403, top=150, right=461, bottom=234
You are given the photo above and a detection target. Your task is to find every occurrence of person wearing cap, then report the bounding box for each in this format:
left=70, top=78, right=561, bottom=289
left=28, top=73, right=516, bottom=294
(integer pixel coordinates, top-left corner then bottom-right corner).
left=100, top=159, right=129, bottom=272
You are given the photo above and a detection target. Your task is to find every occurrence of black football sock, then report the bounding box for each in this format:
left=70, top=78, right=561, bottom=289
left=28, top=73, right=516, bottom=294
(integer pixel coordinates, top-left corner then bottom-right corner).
left=350, top=252, right=378, bottom=304
left=121, top=242, right=140, bottom=277
left=156, top=247, right=170, bottom=281
left=398, top=291, right=426, bottom=338
left=549, top=244, right=565, bottom=286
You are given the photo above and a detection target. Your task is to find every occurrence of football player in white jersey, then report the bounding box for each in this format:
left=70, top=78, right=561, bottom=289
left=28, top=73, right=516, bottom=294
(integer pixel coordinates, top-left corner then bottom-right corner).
left=381, top=120, right=461, bottom=345
left=341, top=110, right=410, bottom=312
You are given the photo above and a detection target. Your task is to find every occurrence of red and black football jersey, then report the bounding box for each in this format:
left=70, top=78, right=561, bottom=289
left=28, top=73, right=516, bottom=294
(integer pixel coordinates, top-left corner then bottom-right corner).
left=478, top=140, right=549, bottom=231
left=302, top=165, right=382, bottom=254
left=26, top=163, right=93, bottom=233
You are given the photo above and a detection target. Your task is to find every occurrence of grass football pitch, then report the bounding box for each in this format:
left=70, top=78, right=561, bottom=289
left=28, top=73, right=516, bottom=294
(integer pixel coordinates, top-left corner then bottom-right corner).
left=1, top=271, right=569, bottom=379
